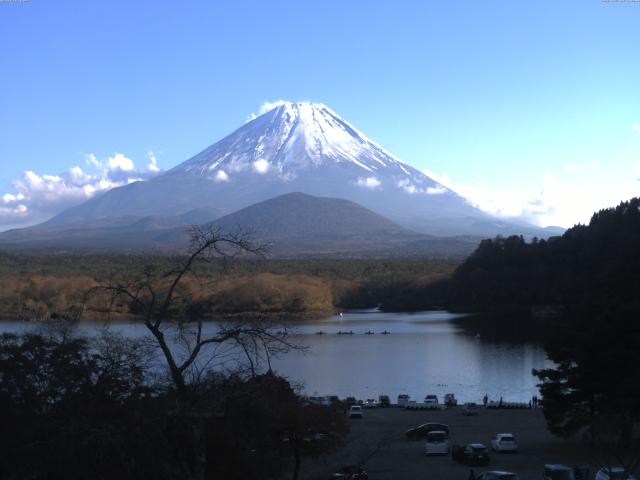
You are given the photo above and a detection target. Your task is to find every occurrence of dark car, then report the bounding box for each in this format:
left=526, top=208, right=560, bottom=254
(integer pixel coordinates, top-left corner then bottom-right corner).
left=330, top=465, right=368, bottom=479
left=405, top=422, right=450, bottom=440
left=378, top=395, right=391, bottom=407
left=544, top=464, right=576, bottom=480
left=345, top=397, right=357, bottom=406
left=452, top=443, right=490, bottom=466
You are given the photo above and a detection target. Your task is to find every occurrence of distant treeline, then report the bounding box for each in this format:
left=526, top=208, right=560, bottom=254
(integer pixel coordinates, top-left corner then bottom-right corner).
left=0, top=254, right=457, bottom=320
left=4, top=199, right=638, bottom=323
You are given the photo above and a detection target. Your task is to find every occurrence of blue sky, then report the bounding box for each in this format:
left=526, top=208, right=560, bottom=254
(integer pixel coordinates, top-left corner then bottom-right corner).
left=0, top=0, right=639, bottom=230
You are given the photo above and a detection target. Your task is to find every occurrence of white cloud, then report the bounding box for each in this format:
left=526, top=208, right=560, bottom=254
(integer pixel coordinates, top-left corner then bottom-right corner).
left=0, top=152, right=163, bottom=230
left=426, top=185, right=447, bottom=195
left=423, top=169, right=453, bottom=189
left=397, top=177, right=446, bottom=195
left=3, top=193, right=24, bottom=203
left=86, top=153, right=101, bottom=169
left=247, top=100, right=288, bottom=121
left=146, top=151, right=161, bottom=174
left=356, top=177, right=382, bottom=189
left=632, top=124, right=640, bottom=133
left=422, top=164, right=640, bottom=228
left=253, top=159, right=270, bottom=174
left=397, top=179, right=417, bottom=194
left=214, top=170, right=230, bottom=182
left=106, top=153, right=135, bottom=172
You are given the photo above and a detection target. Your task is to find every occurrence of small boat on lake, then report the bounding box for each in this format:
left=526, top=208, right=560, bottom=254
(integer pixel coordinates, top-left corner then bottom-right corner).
left=365, top=330, right=374, bottom=335
left=380, top=330, right=390, bottom=335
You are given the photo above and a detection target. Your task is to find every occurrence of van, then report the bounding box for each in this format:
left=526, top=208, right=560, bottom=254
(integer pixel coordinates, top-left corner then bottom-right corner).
left=397, top=394, right=410, bottom=407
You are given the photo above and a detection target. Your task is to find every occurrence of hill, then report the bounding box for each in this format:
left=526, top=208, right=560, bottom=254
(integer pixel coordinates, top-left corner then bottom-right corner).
left=445, top=197, right=640, bottom=311
left=0, top=193, right=481, bottom=258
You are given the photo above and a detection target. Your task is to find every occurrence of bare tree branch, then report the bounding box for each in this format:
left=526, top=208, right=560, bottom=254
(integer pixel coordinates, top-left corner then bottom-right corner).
left=84, top=225, right=306, bottom=407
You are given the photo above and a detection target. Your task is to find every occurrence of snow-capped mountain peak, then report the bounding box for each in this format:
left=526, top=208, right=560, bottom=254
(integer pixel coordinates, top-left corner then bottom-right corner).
left=171, top=101, right=430, bottom=191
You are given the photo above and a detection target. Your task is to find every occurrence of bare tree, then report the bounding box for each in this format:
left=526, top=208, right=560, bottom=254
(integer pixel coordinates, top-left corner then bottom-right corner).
left=87, top=226, right=297, bottom=399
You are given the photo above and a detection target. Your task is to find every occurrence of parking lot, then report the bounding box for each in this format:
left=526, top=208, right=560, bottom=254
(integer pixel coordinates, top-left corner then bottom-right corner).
left=312, top=406, right=591, bottom=480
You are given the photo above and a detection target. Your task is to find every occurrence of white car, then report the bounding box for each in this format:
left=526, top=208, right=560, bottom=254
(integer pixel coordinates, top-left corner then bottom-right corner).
left=397, top=394, right=410, bottom=407
left=595, top=467, right=637, bottom=480
left=308, top=395, right=330, bottom=406
left=424, top=394, right=438, bottom=405
left=425, top=430, right=450, bottom=455
left=349, top=405, right=363, bottom=418
left=491, top=433, right=518, bottom=452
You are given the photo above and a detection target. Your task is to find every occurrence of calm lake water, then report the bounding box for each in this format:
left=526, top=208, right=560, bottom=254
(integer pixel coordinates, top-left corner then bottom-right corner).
left=0, top=310, right=550, bottom=403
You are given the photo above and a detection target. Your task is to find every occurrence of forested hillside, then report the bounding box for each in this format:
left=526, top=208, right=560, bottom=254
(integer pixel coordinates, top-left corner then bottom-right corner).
left=445, top=197, right=640, bottom=311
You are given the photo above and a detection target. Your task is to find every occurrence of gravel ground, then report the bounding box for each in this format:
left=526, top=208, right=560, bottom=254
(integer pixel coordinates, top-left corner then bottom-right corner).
left=307, top=406, right=594, bottom=480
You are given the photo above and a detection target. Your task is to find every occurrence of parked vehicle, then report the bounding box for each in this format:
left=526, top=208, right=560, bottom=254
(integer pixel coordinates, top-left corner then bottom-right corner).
left=543, top=464, right=576, bottom=480
left=405, top=423, right=450, bottom=440
left=595, top=467, right=637, bottom=480
left=424, top=394, right=439, bottom=405
left=475, top=470, right=519, bottom=480
left=345, top=396, right=357, bottom=406
left=378, top=395, right=390, bottom=407
left=349, top=405, right=363, bottom=419
left=397, top=394, right=410, bottom=407
left=491, top=433, right=518, bottom=452
left=363, top=398, right=378, bottom=408
left=462, top=402, right=480, bottom=415
left=327, top=395, right=340, bottom=404
left=425, top=430, right=450, bottom=455
left=309, top=396, right=330, bottom=406
left=330, top=465, right=368, bottom=479
left=451, top=443, right=490, bottom=465
left=444, top=393, right=458, bottom=406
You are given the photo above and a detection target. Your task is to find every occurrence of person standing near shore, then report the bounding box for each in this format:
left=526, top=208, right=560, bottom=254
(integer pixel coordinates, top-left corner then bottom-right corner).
left=483, top=394, right=488, bottom=407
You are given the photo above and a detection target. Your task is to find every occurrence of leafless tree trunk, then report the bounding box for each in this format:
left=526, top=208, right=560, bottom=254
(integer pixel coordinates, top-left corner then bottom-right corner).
left=86, top=226, right=299, bottom=402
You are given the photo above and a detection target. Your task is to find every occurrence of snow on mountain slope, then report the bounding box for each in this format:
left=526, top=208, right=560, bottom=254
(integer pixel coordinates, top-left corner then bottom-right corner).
left=168, top=101, right=444, bottom=196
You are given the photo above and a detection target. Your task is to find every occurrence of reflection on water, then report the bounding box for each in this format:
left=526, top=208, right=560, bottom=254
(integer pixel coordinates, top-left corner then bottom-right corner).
left=273, top=310, right=550, bottom=402
left=0, top=310, right=550, bottom=403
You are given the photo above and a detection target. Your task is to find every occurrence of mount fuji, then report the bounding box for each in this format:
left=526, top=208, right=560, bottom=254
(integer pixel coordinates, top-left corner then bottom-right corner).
left=0, top=102, right=558, bottom=253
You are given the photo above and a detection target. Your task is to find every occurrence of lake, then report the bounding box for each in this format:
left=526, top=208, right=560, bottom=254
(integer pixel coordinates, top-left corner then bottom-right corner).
left=0, top=309, right=550, bottom=404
